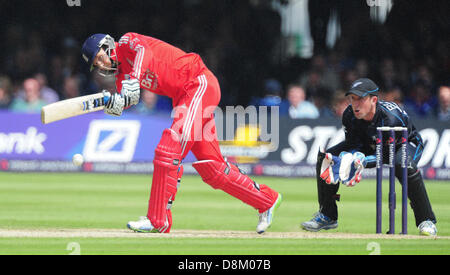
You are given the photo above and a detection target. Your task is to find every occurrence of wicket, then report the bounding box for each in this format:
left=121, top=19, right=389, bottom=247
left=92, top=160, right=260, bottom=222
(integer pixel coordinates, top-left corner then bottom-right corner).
left=376, top=127, right=408, bottom=234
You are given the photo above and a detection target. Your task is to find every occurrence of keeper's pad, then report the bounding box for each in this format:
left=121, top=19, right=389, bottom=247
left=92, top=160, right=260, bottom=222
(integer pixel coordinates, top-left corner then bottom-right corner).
left=192, top=160, right=277, bottom=213
left=148, top=129, right=183, bottom=233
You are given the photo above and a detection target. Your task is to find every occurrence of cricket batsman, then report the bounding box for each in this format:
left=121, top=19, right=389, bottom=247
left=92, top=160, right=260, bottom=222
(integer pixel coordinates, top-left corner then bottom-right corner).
left=81, top=33, right=282, bottom=234
left=301, top=78, right=437, bottom=236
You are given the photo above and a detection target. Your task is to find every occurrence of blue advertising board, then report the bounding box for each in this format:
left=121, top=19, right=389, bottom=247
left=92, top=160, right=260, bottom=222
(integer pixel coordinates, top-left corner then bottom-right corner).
left=0, top=111, right=448, bottom=180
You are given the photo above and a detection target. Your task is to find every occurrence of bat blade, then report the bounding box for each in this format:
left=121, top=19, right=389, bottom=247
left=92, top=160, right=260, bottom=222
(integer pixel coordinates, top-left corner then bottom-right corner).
left=41, top=92, right=105, bottom=124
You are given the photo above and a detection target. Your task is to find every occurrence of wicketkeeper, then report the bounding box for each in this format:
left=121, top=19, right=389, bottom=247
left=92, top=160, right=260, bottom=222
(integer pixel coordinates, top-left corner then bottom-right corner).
left=301, top=78, right=437, bottom=236
left=81, top=33, right=282, bottom=234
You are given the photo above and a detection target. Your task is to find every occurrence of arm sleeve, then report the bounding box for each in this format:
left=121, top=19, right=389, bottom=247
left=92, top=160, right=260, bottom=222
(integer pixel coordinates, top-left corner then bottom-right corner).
left=117, top=33, right=153, bottom=81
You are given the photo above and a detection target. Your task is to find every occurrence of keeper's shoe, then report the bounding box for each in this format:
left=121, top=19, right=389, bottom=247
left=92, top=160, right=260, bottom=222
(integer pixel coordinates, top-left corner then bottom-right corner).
left=418, top=220, right=437, bottom=236
left=127, top=216, right=159, bottom=233
left=301, top=212, right=338, bottom=232
left=256, top=193, right=282, bottom=234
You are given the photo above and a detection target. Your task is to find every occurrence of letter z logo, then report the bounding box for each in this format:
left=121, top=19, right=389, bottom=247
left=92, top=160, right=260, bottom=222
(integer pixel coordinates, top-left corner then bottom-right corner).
left=83, top=120, right=141, bottom=162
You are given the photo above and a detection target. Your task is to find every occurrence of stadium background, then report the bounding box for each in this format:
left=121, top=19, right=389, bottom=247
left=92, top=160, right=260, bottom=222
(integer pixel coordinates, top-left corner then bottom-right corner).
left=0, top=0, right=449, bottom=180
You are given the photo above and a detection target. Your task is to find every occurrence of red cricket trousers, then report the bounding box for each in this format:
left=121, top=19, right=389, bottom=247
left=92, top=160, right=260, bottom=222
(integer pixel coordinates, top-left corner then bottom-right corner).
left=171, top=69, right=224, bottom=162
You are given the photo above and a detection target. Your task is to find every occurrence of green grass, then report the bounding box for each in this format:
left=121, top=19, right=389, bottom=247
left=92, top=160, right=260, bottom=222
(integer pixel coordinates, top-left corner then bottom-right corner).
left=1, top=238, right=448, bottom=255
left=0, top=172, right=449, bottom=255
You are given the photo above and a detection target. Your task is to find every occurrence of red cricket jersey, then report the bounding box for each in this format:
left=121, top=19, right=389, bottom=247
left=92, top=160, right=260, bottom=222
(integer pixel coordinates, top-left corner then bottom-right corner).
left=114, top=32, right=207, bottom=99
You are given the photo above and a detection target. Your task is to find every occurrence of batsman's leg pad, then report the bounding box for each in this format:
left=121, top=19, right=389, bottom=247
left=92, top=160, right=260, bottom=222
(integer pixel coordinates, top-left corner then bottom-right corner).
left=192, top=160, right=277, bottom=213
left=148, top=129, right=183, bottom=233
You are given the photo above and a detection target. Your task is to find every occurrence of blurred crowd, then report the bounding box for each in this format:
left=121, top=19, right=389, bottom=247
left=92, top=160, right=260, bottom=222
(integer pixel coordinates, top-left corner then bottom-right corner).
left=0, top=0, right=448, bottom=121
left=251, top=54, right=450, bottom=121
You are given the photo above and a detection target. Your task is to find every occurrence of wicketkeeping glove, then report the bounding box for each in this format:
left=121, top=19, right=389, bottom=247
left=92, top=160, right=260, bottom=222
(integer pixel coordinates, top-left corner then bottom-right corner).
left=319, top=151, right=367, bottom=186
left=319, top=151, right=342, bottom=185
left=338, top=151, right=366, bottom=187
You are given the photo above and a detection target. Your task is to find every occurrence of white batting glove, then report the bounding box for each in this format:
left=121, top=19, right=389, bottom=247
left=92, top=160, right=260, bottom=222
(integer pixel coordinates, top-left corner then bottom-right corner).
left=121, top=78, right=141, bottom=107
left=103, top=90, right=125, bottom=116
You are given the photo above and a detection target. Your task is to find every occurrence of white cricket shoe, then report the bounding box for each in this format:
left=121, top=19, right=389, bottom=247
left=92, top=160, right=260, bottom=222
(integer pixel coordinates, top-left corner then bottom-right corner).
left=418, top=220, right=437, bottom=236
left=256, top=193, right=282, bottom=234
left=127, top=216, right=158, bottom=233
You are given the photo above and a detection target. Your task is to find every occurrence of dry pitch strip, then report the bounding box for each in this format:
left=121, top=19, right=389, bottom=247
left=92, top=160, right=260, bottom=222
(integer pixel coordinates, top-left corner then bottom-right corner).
left=0, top=229, right=446, bottom=240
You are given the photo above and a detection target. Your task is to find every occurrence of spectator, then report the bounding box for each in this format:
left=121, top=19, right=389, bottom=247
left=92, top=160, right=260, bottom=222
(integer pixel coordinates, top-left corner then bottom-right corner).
left=62, top=75, right=81, bottom=99
left=379, top=58, right=399, bottom=90
left=411, top=65, right=435, bottom=90
left=381, top=87, right=404, bottom=107
left=286, top=84, right=319, bottom=119
left=48, top=56, right=65, bottom=94
left=300, top=70, right=323, bottom=99
left=299, top=55, right=341, bottom=92
left=0, top=0, right=448, bottom=116
left=436, top=85, right=450, bottom=121
left=342, top=69, right=359, bottom=92
left=404, top=81, right=438, bottom=118
left=10, top=78, right=46, bottom=113
left=34, top=73, right=59, bottom=103
left=355, top=59, right=369, bottom=79
left=312, top=86, right=334, bottom=118
left=327, top=51, right=345, bottom=76
left=251, top=78, right=289, bottom=115
left=85, top=69, right=117, bottom=93
left=257, top=78, right=283, bottom=106
left=0, top=76, right=12, bottom=109
left=131, top=91, right=159, bottom=115
left=332, top=90, right=348, bottom=118
left=16, top=73, right=60, bottom=104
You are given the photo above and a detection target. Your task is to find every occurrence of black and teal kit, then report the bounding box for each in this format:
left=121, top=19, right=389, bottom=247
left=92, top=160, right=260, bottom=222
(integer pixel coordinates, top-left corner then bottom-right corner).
left=316, top=101, right=436, bottom=226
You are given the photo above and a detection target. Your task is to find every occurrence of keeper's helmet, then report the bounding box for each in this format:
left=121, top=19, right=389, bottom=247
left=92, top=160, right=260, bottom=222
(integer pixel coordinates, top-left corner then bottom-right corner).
left=81, top=33, right=117, bottom=76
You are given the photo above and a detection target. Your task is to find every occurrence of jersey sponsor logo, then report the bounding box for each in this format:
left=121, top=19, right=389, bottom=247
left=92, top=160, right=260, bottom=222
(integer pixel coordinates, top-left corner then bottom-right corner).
left=376, top=137, right=382, bottom=144
left=83, top=120, right=141, bottom=162
left=140, top=69, right=158, bottom=91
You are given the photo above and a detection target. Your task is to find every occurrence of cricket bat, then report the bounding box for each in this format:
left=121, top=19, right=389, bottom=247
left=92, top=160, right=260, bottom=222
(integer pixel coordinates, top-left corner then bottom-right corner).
left=41, top=92, right=105, bottom=124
